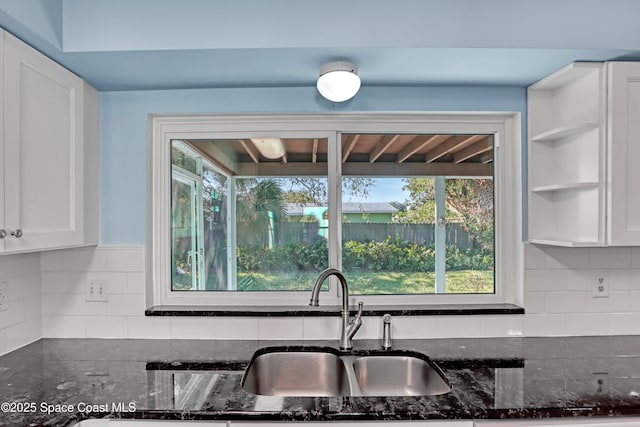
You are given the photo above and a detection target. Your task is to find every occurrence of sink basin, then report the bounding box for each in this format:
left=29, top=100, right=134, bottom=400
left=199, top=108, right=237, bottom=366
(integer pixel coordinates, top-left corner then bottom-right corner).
left=352, top=354, right=451, bottom=396
left=241, top=347, right=350, bottom=396
left=241, top=346, right=451, bottom=397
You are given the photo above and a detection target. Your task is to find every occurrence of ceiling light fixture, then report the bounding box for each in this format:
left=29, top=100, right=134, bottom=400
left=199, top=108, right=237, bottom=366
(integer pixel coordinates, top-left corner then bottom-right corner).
left=317, top=61, right=361, bottom=102
left=250, top=138, right=286, bottom=159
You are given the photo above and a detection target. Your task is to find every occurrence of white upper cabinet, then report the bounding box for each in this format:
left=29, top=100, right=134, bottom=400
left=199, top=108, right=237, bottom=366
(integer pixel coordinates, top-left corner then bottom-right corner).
left=527, top=61, right=640, bottom=247
left=607, top=62, right=640, bottom=245
left=0, top=30, right=98, bottom=254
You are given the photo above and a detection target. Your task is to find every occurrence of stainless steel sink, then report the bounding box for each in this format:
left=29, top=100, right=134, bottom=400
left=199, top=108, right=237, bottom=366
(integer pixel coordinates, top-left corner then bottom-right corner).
left=241, top=347, right=350, bottom=396
left=241, top=346, right=451, bottom=397
left=352, top=354, right=451, bottom=396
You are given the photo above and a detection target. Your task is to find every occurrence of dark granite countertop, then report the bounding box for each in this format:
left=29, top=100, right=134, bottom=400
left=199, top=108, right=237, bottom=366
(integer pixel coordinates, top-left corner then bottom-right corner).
left=1, top=336, right=640, bottom=426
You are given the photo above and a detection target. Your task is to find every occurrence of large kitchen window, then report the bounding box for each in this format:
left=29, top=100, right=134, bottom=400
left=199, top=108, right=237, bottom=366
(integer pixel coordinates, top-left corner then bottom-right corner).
left=150, top=114, right=521, bottom=306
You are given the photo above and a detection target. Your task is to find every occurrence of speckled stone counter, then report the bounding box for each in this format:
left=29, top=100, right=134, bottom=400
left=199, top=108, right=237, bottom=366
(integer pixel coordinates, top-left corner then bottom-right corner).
left=1, top=336, right=640, bottom=426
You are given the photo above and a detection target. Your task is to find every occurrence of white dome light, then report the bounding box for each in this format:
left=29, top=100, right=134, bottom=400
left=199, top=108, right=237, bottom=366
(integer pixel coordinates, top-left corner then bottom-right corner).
left=316, top=61, right=361, bottom=102
left=250, top=138, right=286, bottom=159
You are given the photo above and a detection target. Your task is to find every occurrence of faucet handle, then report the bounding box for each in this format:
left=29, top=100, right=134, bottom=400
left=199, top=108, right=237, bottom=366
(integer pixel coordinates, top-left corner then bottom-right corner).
left=354, top=301, right=363, bottom=319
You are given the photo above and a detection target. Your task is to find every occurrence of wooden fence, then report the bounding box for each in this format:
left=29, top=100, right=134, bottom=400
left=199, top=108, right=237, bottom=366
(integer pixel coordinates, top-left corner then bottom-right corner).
left=238, top=222, right=475, bottom=248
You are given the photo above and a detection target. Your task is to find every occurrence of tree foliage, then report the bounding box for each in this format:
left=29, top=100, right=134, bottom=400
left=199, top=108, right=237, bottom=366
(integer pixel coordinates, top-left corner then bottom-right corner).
left=394, top=178, right=494, bottom=249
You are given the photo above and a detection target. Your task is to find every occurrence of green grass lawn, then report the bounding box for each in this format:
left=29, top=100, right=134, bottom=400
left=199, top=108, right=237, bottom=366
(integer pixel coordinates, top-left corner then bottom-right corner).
left=237, top=270, right=494, bottom=294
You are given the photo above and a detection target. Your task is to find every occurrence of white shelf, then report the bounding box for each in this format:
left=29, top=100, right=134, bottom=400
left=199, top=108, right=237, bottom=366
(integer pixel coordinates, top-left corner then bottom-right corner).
left=529, top=239, right=602, bottom=247
left=532, top=122, right=599, bottom=142
left=530, top=62, right=602, bottom=91
left=531, top=182, right=598, bottom=193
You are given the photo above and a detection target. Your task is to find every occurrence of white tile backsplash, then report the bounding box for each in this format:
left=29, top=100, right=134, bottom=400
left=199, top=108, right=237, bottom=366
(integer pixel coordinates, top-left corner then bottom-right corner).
left=0, top=252, right=42, bottom=356
left=21, top=243, right=640, bottom=345
left=170, top=318, right=215, bottom=339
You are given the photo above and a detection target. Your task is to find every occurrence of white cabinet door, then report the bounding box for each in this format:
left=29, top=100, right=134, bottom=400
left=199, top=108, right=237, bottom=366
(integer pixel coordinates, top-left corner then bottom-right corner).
left=0, top=29, right=4, bottom=253
left=2, top=32, right=85, bottom=253
left=607, top=62, right=640, bottom=245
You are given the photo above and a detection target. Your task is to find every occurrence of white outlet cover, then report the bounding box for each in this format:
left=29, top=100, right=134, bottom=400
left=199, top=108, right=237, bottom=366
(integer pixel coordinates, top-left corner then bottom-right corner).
left=592, top=271, right=610, bottom=298
left=85, top=279, right=109, bottom=302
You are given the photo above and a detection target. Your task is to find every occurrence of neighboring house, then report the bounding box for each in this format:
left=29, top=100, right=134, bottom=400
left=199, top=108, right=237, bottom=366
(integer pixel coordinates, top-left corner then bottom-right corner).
left=284, top=202, right=398, bottom=224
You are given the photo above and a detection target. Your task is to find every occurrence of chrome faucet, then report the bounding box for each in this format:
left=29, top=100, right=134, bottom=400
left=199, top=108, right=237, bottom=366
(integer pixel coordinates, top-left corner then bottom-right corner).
left=309, top=268, right=363, bottom=350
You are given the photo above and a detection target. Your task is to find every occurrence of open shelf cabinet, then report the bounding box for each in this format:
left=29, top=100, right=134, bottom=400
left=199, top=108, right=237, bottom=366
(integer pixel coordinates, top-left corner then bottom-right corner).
left=527, top=62, right=606, bottom=246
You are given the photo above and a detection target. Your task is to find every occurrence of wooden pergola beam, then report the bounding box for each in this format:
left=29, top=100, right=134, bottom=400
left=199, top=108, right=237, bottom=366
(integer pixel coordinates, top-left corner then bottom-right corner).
left=453, top=137, right=493, bottom=164
left=312, top=138, right=318, bottom=163
left=396, top=135, right=451, bottom=163
left=424, top=135, right=472, bottom=163
left=369, top=134, right=400, bottom=163
left=239, top=139, right=260, bottom=164
left=341, top=134, right=360, bottom=162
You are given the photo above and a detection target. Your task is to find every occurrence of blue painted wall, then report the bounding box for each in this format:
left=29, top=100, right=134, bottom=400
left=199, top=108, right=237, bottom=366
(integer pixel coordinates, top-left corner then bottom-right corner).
left=100, top=86, right=526, bottom=244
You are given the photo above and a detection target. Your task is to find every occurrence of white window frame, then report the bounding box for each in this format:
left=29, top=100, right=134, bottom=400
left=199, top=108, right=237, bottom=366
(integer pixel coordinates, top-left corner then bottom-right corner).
left=148, top=113, right=523, bottom=307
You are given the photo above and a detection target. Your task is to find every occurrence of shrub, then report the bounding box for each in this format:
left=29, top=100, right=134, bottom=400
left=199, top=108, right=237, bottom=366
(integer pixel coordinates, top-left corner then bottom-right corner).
left=237, top=238, right=493, bottom=273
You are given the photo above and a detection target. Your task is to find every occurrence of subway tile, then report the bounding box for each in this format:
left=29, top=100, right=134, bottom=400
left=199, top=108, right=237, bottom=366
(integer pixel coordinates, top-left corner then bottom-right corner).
left=435, top=316, right=482, bottom=338
left=128, top=317, right=171, bottom=339
left=392, top=316, right=437, bottom=339
left=589, top=247, right=632, bottom=269
left=524, top=292, right=546, bottom=313
left=41, top=294, right=67, bottom=316
left=126, top=272, right=145, bottom=294
left=480, top=315, right=524, bottom=337
left=62, top=247, right=106, bottom=272
left=524, top=270, right=567, bottom=292
left=544, top=291, right=589, bottom=313
left=303, top=317, right=341, bottom=340
left=258, top=317, right=303, bottom=340
left=0, top=329, right=6, bottom=355
left=355, top=316, right=383, bottom=339
left=609, top=313, right=640, bottom=335
left=566, top=313, right=609, bottom=336
left=609, top=269, right=640, bottom=290
left=21, top=253, right=41, bottom=274
left=64, top=294, right=108, bottom=316
left=107, top=294, right=146, bottom=317
left=40, top=250, right=63, bottom=272
left=588, top=291, right=631, bottom=313
left=10, top=274, right=41, bottom=301
left=91, top=272, right=127, bottom=295
left=214, top=317, right=259, bottom=339
left=524, top=244, right=547, bottom=269
left=23, top=295, right=42, bottom=320
left=0, top=300, right=25, bottom=329
left=41, top=272, right=84, bottom=295
left=105, top=247, right=145, bottom=272
left=524, top=314, right=567, bottom=337
left=42, top=316, right=86, bottom=338
left=85, top=316, right=127, bottom=338
left=4, top=319, right=41, bottom=354
left=632, top=248, right=640, bottom=268
left=566, top=270, right=593, bottom=291
left=545, top=247, right=589, bottom=270
left=170, top=318, right=215, bottom=339
left=629, top=292, right=640, bottom=312
left=0, top=254, right=24, bottom=280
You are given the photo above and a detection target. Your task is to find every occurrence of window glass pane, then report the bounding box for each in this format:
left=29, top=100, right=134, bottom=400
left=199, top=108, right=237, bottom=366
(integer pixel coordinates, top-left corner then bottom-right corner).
left=340, top=133, right=494, bottom=295
left=444, top=178, right=494, bottom=293
left=171, top=141, right=229, bottom=291
left=201, top=165, right=228, bottom=290
left=236, top=177, right=329, bottom=291
left=170, top=137, right=329, bottom=292
left=341, top=177, right=437, bottom=295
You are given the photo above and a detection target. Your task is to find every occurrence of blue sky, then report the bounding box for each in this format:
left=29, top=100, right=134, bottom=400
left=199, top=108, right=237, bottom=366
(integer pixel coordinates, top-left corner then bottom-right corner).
left=345, top=178, right=410, bottom=204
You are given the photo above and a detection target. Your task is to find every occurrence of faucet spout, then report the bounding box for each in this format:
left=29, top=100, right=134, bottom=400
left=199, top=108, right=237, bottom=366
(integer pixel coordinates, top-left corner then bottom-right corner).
left=309, top=268, right=362, bottom=350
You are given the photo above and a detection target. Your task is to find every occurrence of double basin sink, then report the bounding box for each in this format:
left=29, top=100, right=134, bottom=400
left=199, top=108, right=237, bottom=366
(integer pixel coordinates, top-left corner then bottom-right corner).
left=241, top=346, right=451, bottom=397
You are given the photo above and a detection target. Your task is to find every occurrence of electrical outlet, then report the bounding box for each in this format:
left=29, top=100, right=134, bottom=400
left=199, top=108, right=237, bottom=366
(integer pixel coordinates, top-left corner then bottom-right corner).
left=592, top=271, right=610, bottom=298
left=0, top=281, right=8, bottom=311
left=85, top=279, right=108, bottom=302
